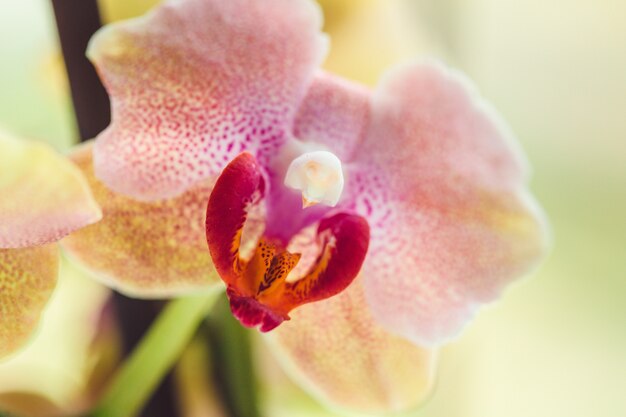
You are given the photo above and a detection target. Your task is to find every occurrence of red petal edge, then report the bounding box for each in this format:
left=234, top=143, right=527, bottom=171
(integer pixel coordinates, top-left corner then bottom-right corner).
left=205, top=152, right=265, bottom=286
left=206, top=153, right=370, bottom=332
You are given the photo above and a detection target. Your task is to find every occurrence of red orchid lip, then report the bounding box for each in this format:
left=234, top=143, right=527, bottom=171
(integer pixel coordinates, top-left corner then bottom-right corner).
left=206, top=152, right=370, bottom=331
left=226, top=287, right=287, bottom=332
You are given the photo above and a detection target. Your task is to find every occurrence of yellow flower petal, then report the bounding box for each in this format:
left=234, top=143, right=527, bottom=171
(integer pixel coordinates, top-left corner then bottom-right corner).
left=61, top=142, right=219, bottom=298
left=0, top=257, right=119, bottom=417
left=0, top=130, right=102, bottom=248
left=97, top=0, right=161, bottom=23
left=0, top=245, right=58, bottom=360
left=321, top=0, right=428, bottom=86
left=267, top=278, right=437, bottom=414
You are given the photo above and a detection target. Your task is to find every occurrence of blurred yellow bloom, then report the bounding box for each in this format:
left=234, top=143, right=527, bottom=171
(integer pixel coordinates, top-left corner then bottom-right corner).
left=0, top=129, right=117, bottom=416
left=320, top=0, right=434, bottom=85
left=0, top=130, right=102, bottom=359
left=0, top=258, right=120, bottom=417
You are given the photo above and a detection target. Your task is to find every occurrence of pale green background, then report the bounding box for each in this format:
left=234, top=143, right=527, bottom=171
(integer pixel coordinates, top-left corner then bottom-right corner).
left=0, top=1, right=624, bottom=416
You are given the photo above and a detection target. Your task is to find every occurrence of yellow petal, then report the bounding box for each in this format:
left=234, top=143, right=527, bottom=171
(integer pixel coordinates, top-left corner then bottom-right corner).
left=0, top=245, right=58, bottom=360
left=0, top=256, right=119, bottom=417
left=267, top=278, right=437, bottom=414
left=98, top=0, right=161, bottom=23
left=321, top=0, right=430, bottom=86
left=61, top=142, right=219, bottom=298
left=0, top=130, right=102, bottom=248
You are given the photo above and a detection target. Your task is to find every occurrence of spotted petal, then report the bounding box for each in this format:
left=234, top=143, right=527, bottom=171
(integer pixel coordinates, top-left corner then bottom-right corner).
left=60, top=143, right=219, bottom=298
left=0, top=131, right=102, bottom=249
left=268, top=277, right=436, bottom=414
left=89, top=0, right=328, bottom=201
left=0, top=245, right=58, bottom=359
left=348, top=61, right=550, bottom=346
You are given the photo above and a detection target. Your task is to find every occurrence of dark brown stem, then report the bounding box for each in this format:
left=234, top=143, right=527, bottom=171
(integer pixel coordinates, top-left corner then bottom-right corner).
left=51, top=0, right=110, bottom=140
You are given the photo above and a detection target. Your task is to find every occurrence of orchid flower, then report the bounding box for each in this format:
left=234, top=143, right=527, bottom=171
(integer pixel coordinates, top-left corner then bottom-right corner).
left=0, top=130, right=102, bottom=360
left=69, top=0, right=549, bottom=412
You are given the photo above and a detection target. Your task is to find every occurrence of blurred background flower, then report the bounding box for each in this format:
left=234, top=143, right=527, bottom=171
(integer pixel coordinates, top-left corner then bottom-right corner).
left=0, top=0, right=624, bottom=416
left=0, top=129, right=102, bottom=361
left=0, top=258, right=120, bottom=417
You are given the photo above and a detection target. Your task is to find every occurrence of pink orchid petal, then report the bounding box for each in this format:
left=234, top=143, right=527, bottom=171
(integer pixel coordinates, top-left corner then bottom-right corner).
left=0, top=245, right=58, bottom=359
left=268, top=277, right=436, bottom=413
left=89, top=0, right=328, bottom=201
left=60, top=142, right=220, bottom=298
left=293, top=72, right=370, bottom=160
left=348, top=61, right=550, bottom=346
left=0, top=132, right=102, bottom=249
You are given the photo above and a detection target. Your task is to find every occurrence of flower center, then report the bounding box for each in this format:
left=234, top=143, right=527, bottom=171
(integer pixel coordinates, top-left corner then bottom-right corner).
left=284, top=151, right=344, bottom=208
left=206, top=153, right=370, bottom=332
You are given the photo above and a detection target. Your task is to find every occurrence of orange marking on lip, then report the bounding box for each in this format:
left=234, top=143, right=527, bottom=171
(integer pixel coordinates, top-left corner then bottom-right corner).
left=206, top=153, right=369, bottom=332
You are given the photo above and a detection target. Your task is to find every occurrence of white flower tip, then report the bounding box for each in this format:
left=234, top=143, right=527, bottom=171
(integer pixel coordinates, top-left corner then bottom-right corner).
left=284, top=150, right=344, bottom=209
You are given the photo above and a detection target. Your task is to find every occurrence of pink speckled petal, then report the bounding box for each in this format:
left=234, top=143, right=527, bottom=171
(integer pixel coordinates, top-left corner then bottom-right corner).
left=268, top=277, right=436, bottom=414
left=348, top=61, right=550, bottom=346
left=293, top=72, right=370, bottom=160
left=89, top=0, right=328, bottom=201
left=60, top=143, right=219, bottom=298
left=0, top=131, right=102, bottom=249
left=0, top=245, right=58, bottom=359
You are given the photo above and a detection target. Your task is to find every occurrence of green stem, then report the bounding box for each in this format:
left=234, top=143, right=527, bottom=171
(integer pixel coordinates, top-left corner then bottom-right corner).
left=205, top=295, right=261, bottom=417
left=92, top=289, right=221, bottom=417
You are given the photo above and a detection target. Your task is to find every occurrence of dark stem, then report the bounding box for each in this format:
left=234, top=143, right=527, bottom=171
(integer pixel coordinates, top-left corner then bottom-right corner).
left=50, top=2, right=178, bottom=416
left=50, top=2, right=261, bottom=417
left=50, top=0, right=110, bottom=140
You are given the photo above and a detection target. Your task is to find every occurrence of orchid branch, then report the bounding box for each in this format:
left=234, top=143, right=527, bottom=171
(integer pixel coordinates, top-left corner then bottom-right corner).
left=92, top=289, right=221, bottom=417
